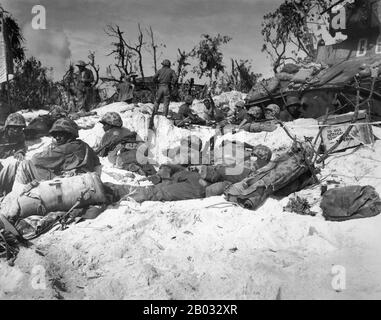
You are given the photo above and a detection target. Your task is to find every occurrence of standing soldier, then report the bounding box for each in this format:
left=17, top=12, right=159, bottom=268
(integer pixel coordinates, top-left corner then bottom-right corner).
left=117, top=74, right=135, bottom=104
left=75, top=60, right=94, bottom=113
left=151, top=59, right=177, bottom=125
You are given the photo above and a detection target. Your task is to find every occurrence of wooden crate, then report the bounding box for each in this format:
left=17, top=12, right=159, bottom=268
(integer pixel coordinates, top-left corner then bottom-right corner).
left=319, top=110, right=374, bottom=153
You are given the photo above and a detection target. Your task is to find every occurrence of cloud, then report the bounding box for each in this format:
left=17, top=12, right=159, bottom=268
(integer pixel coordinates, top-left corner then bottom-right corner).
left=22, top=25, right=72, bottom=79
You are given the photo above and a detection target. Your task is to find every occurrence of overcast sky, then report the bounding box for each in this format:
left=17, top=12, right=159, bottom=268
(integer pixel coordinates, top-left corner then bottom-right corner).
left=2, top=0, right=287, bottom=81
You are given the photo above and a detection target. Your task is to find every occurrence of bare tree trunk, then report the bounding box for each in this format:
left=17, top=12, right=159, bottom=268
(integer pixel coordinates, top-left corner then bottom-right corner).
left=147, top=26, right=158, bottom=73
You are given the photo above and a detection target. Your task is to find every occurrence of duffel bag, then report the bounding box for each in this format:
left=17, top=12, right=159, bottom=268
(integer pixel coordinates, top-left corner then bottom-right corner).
left=321, top=186, right=381, bottom=221
left=224, top=151, right=312, bottom=210
left=17, top=173, right=107, bottom=219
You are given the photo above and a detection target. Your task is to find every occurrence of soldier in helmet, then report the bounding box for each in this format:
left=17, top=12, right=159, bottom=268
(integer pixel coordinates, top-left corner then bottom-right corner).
left=96, top=112, right=136, bottom=158
left=172, top=95, right=206, bottom=127
left=0, top=113, right=27, bottom=196
left=280, top=95, right=303, bottom=122
left=151, top=59, right=178, bottom=121
left=232, top=101, right=249, bottom=125
left=238, top=106, right=263, bottom=131
left=75, top=60, right=94, bottom=113
left=95, top=112, right=156, bottom=176
left=264, top=104, right=281, bottom=121
left=242, top=104, right=281, bottom=133
left=0, top=113, right=27, bottom=160
left=15, top=118, right=101, bottom=185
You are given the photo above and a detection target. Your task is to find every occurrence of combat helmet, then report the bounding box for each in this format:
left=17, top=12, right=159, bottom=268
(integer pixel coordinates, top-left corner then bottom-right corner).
left=100, top=112, right=123, bottom=128
left=5, top=113, right=26, bottom=128
left=265, top=104, right=281, bottom=116
left=49, top=118, right=79, bottom=138
left=76, top=60, right=87, bottom=67
left=235, top=101, right=245, bottom=109
left=161, top=59, right=171, bottom=67
left=253, top=145, right=272, bottom=161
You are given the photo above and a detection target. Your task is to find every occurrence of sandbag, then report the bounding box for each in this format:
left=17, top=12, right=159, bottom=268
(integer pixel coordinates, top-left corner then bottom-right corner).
left=281, top=64, right=300, bottom=74
left=276, top=72, right=294, bottom=81
left=224, top=150, right=314, bottom=210
left=291, top=68, right=315, bottom=84
left=246, top=78, right=280, bottom=102
left=17, top=173, right=107, bottom=219
left=321, top=186, right=381, bottom=221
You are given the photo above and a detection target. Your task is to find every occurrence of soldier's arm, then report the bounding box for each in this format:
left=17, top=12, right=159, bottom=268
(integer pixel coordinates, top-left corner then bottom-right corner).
left=171, top=70, right=178, bottom=86
left=153, top=70, right=160, bottom=83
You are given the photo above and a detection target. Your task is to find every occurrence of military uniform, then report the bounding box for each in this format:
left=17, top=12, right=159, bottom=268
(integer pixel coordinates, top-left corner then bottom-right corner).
left=15, top=118, right=100, bottom=185
left=76, top=61, right=94, bottom=112
left=96, top=112, right=155, bottom=176
left=0, top=113, right=27, bottom=196
left=107, top=169, right=206, bottom=203
left=152, top=60, right=177, bottom=117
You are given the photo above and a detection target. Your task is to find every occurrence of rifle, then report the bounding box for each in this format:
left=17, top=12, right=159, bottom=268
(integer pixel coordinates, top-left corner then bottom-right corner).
left=0, top=142, right=18, bottom=147
left=176, top=116, right=191, bottom=128
left=96, top=134, right=139, bottom=157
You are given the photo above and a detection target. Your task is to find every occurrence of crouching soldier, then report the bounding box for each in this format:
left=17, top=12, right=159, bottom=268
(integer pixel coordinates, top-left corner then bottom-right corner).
left=0, top=113, right=27, bottom=196
left=15, top=118, right=101, bottom=185
left=241, top=105, right=280, bottom=133
left=96, top=112, right=156, bottom=176
left=172, top=95, right=206, bottom=127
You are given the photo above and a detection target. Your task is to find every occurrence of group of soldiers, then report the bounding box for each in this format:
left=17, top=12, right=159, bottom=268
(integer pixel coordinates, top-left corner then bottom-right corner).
left=0, top=57, right=307, bottom=236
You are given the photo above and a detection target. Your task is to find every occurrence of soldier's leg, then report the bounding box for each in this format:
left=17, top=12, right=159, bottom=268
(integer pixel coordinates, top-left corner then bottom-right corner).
left=162, top=86, right=171, bottom=117
left=14, top=160, right=53, bottom=186
left=153, top=86, right=165, bottom=114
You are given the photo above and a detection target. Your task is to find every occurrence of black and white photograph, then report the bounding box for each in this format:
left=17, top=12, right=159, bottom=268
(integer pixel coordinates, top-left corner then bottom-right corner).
left=0, top=0, right=381, bottom=304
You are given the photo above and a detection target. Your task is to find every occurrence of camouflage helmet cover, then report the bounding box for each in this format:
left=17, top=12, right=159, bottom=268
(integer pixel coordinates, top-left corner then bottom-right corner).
left=265, top=104, right=281, bottom=116
left=5, top=113, right=26, bottom=128
left=235, top=101, right=245, bottom=109
left=49, top=118, right=79, bottom=138
left=247, top=106, right=263, bottom=115
left=100, top=112, right=123, bottom=128
left=161, top=59, right=171, bottom=67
